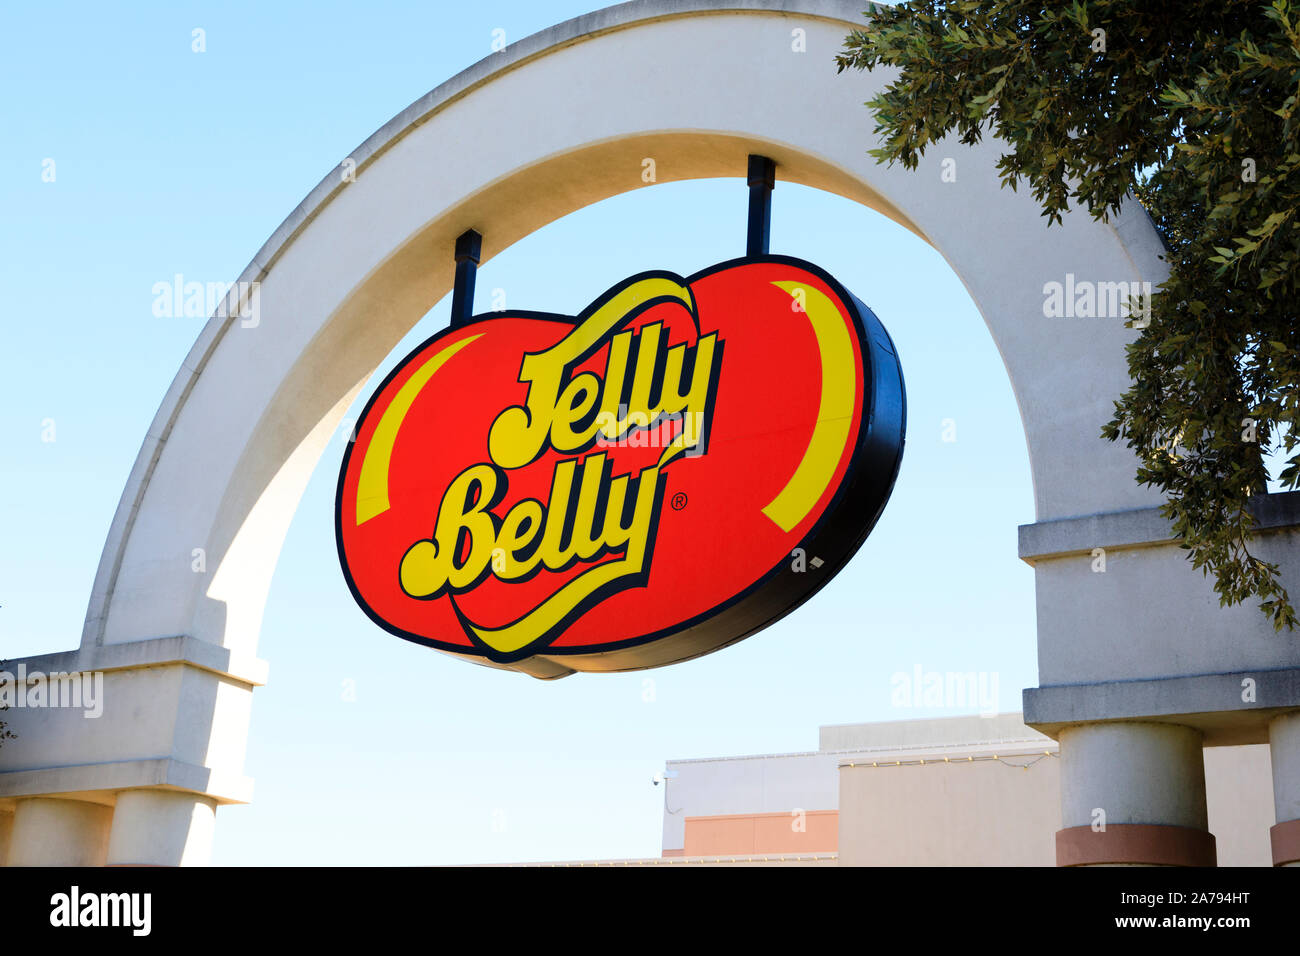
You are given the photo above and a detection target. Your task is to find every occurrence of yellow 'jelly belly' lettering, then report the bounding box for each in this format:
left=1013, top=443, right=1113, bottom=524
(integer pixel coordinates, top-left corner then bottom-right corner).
left=398, top=275, right=723, bottom=653
left=398, top=453, right=662, bottom=601
left=488, top=314, right=720, bottom=468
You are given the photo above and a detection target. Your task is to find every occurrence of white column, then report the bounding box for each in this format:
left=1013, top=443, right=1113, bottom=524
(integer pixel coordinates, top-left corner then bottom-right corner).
left=106, top=790, right=217, bottom=866
left=1268, top=710, right=1300, bottom=867
left=1056, top=721, right=1214, bottom=866
left=7, top=797, right=112, bottom=866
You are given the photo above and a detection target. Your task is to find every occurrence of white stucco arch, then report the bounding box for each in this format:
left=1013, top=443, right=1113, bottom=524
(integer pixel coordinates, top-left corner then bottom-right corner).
left=6, top=0, right=1297, bottom=868
left=83, top=0, right=1166, bottom=661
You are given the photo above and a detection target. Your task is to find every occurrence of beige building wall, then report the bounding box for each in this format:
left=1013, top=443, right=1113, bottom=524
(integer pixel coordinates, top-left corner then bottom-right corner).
left=661, top=714, right=1278, bottom=865
left=1205, top=744, right=1276, bottom=867
left=839, top=754, right=1061, bottom=866
left=837, top=733, right=1275, bottom=866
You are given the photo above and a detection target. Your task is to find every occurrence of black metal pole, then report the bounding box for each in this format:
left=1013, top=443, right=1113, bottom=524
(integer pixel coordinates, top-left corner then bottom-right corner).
left=450, top=228, right=482, bottom=328
left=746, top=155, right=775, bottom=257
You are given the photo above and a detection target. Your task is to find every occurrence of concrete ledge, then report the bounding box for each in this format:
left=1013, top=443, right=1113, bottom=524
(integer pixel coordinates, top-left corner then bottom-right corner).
left=1057, top=824, right=1217, bottom=867
left=1023, top=668, right=1300, bottom=745
left=0, top=758, right=253, bottom=806
left=3, top=636, right=268, bottom=688
left=1019, top=489, right=1300, bottom=564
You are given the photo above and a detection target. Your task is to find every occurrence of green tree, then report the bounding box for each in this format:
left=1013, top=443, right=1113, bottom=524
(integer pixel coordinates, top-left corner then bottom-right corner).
left=838, top=0, right=1300, bottom=629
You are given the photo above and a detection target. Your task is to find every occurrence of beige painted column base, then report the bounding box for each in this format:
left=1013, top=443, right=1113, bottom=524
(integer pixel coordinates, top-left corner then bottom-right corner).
left=1270, top=819, right=1300, bottom=867
left=1269, top=711, right=1300, bottom=866
left=7, top=796, right=112, bottom=866
left=1057, top=823, right=1216, bottom=867
left=106, top=790, right=217, bottom=866
left=1057, top=721, right=1214, bottom=866
left=0, top=808, right=14, bottom=866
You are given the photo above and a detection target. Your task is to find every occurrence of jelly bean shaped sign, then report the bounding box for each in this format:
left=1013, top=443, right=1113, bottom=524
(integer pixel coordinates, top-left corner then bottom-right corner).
left=336, top=256, right=905, bottom=678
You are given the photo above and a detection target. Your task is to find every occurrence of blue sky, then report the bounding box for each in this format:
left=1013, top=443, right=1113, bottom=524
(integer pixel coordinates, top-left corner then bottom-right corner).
left=1, top=1, right=1041, bottom=864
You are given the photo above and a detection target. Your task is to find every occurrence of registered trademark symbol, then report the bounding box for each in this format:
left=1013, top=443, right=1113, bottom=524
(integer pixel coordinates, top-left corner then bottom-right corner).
left=670, top=492, right=688, bottom=511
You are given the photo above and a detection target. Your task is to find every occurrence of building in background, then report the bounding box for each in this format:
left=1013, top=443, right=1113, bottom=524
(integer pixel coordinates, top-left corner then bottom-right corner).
left=643, top=713, right=1274, bottom=866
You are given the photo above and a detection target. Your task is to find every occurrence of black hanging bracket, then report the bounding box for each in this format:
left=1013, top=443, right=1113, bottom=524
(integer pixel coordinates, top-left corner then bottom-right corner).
left=746, top=154, right=776, bottom=256
left=449, top=228, right=482, bottom=328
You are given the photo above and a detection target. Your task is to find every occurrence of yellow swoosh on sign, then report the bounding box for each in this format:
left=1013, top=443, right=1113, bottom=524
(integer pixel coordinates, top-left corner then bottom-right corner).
left=762, top=281, right=858, bottom=534
left=534, top=276, right=694, bottom=367
left=461, top=549, right=644, bottom=655
left=355, top=334, right=482, bottom=525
